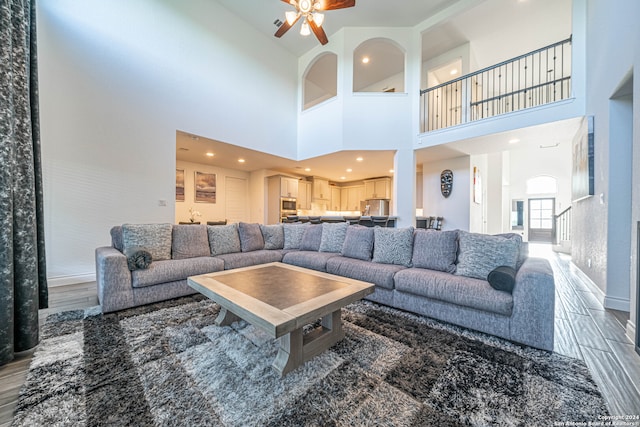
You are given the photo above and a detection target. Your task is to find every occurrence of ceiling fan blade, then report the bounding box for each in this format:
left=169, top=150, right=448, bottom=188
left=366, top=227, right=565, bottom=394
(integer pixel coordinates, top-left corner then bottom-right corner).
left=281, top=0, right=295, bottom=4
left=308, top=18, right=328, bottom=45
left=274, top=14, right=300, bottom=38
left=317, top=0, right=355, bottom=11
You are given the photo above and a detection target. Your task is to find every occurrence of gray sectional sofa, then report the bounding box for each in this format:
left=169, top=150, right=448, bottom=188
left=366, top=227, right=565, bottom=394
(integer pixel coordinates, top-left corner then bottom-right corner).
left=95, top=221, right=555, bottom=350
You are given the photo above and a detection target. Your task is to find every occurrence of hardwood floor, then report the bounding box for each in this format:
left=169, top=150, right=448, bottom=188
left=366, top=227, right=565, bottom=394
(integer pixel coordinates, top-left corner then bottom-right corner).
left=1, top=248, right=639, bottom=425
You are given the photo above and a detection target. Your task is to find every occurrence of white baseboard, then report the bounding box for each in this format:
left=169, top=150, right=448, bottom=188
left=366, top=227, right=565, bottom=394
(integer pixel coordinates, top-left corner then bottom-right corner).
left=48, top=273, right=96, bottom=288
left=603, top=296, right=631, bottom=312
left=627, top=320, right=637, bottom=345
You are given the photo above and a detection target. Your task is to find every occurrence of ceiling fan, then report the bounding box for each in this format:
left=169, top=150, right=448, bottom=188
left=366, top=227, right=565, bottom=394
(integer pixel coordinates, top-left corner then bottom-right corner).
left=274, top=0, right=356, bottom=45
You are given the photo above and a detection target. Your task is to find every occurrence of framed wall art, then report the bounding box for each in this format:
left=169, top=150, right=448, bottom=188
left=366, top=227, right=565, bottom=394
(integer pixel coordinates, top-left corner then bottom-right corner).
left=176, top=169, right=185, bottom=202
left=194, top=171, right=216, bottom=203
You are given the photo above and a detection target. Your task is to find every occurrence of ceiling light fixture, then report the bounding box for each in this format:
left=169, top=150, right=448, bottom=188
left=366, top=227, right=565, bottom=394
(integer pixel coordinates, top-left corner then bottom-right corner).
left=450, top=68, right=458, bottom=75
left=238, top=158, right=246, bottom=163
left=509, top=138, right=520, bottom=144
left=304, top=167, right=311, bottom=172
left=356, top=157, right=363, bottom=162
left=389, top=169, right=394, bottom=173
left=274, top=0, right=356, bottom=46
left=362, top=57, right=370, bottom=64
left=346, top=168, right=352, bottom=172
left=206, top=152, right=214, bottom=157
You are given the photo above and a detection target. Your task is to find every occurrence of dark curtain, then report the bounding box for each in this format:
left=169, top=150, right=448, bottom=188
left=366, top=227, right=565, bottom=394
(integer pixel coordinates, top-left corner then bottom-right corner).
left=0, top=0, right=48, bottom=366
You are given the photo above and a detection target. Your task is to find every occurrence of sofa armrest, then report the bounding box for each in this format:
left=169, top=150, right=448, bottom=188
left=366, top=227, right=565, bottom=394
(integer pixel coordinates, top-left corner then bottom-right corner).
left=95, top=246, right=134, bottom=313
left=509, top=257, right=555, bottom=351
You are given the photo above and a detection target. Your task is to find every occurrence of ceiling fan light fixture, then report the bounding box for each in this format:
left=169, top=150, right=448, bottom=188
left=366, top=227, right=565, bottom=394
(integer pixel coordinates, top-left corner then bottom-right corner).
left=300, top=19, right=311, bottom=36
left=313, top=12, right=324, bottom=26
left=285, top=10, right=299, bottom=25
left=299, top=0, right=312, bottom=13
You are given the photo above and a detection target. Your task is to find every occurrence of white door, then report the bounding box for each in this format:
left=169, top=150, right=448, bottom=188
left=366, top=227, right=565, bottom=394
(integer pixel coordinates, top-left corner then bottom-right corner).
left=225, top=177, right=249, bottom=223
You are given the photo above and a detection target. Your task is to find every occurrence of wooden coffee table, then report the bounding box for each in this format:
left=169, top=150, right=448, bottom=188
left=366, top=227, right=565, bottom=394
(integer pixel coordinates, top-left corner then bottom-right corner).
left=187, top=262, right=374, bottom=376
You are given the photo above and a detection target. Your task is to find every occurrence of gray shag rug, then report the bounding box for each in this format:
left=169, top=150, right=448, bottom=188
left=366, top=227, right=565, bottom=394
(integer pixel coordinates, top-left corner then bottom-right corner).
left=13, top=295, right=608, bottom=426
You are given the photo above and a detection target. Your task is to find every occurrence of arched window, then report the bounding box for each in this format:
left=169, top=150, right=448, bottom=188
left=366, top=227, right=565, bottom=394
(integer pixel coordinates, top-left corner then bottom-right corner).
left=303, top=53, right=337, bottom=110
left=353, top=38, right=405, bottom=93
left=526, top=176, right=557, bottom=194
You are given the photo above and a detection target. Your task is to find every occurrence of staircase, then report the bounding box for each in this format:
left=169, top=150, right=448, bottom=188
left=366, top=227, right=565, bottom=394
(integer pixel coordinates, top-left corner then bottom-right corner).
left=552, top=206, right=571, bottom=254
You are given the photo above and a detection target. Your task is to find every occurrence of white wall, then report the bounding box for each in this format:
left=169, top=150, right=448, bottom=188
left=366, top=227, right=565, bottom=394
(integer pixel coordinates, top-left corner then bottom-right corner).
left=576, top=0, right=640, bottom=337
left=38, top=0, right=298, bottom=285
left=175, top=161, right=250, bottom=224
left=421, top=155, right=471, bottom=231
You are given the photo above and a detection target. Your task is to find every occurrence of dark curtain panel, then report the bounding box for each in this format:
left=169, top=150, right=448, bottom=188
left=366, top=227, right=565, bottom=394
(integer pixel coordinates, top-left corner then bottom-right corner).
left=0, top=0, right=49, bottom=366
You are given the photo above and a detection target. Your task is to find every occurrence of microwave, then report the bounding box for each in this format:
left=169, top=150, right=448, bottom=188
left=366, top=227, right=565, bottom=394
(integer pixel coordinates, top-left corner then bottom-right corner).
left=281, top=198, right=297, bottom=212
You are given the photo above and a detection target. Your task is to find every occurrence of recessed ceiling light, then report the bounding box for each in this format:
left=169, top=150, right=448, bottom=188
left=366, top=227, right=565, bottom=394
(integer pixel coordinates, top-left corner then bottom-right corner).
left=509, top=138, right=520, bottom=144
left=362, top=57, right=370, bottom=64
left=450, top=69, right=458, bottom=75
left=389, top=169, right=394, bottom=173
left=206, top=152, right=214, bottom=157
left=238, top=158, right=246, bottom=163
left=304, top=167, right=311, bottom=172
left=356, top=157, right=364, bottom=162
left=340, top=176, right=346, bottom=180
left=346, top=168, right=352, bottom=172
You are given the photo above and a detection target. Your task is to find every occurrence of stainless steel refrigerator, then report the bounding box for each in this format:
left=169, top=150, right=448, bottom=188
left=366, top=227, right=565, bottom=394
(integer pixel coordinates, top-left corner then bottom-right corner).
left=362, top=199, right=390, bottom=216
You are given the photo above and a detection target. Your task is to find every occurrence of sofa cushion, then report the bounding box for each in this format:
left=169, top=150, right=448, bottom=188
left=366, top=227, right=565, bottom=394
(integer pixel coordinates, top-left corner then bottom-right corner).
left=215, top=250, right=283, bottom=270
left=238, top=222, right=265, bottom=252
left=282, top=251, right=341, bottom=272
left=394, top=268, right=513, bottom=316
left=122, top=223, right=173, bottom=261
left=326, top=256, right=405, bottom=290
left=495, top=232, right=528, bottom=269
left=300, top=224, right=322, bottom=251
left=341, top=226, right=374, bottom=261
left=131, top=257, right=224, bottom=288
left=124, top=246, right=152, bottom=271
left=283, top=223, right=308, bottom=250
left=319, top=222, right=348, bottom=253
left=260, top=224, right=284, bottom=250
left=372, top=226, right=414, bottom=267
left=110, top=226, right=124, bottom=251
left=411, top=229, right=458, bottom=273
left=455, top=231, right=519, bottom=280
left=172, top=224, right=210, bottom=260
left=207, top=223, right=241, bottom=256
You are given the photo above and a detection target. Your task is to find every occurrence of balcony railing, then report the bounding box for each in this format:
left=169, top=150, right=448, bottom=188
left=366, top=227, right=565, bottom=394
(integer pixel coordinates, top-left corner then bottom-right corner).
left=420, top=37, right=572, bottom=132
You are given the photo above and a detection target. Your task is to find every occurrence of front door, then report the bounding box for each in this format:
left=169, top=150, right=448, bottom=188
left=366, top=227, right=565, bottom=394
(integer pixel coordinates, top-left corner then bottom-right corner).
left=528, top=198, right=555, bottom=243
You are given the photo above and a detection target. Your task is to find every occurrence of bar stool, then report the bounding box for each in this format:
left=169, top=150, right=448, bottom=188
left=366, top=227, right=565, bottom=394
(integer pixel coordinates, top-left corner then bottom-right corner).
left=343, top=215, right=361, bottom=225
left=371, top=216, right=389, bottom=227
left=308, top=216, right=322, bottom=224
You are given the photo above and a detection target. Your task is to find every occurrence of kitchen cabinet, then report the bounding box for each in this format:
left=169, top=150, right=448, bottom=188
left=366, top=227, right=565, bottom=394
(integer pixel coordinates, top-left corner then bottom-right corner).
left=330, top=186, right=341, bottom=211
left=340, top=185, right=365, bottom=211
left=364, top=177, right=391, bottom=199
left=298, top=180, right=312, bottom=210
left=280, top=177, right=298, bottom=198
left=312, top=177, right=330, bottom=201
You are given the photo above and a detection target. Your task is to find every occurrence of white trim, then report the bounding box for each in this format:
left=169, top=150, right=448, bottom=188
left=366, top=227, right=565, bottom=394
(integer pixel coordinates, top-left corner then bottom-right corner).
left=48, top=273, right=96, bottom=288
left=627, top=320, right=637, bottom=345
left=604, top=296, right=631, bottom=312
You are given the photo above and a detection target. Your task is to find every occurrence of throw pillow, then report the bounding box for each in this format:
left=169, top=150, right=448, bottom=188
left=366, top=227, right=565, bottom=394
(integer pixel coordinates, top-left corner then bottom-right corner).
left=260, top=224, right=284, bottom=250
left=122, top=223, right=172, bottom=261
left=372, top=226, right=415, bottom=267
left=319, top=222, right=349, bottom=253
left=411, top=229, right=458, bottom=273
left=455, top=231, right=519, bottom=280
left=341, top=225, right=374, bottom=261
left=300, top=224, right=322, bottom=251
left=238, top=222, right=265, bottom=252
left=123, top=246, right=152, bottom=271
left=283, top=223, right=308, bottom=249
left=172, top=225, right=210, bottom=259
left=207, top=223, right=241, bottom=256
left=487, top=266, right=517, bottom=293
